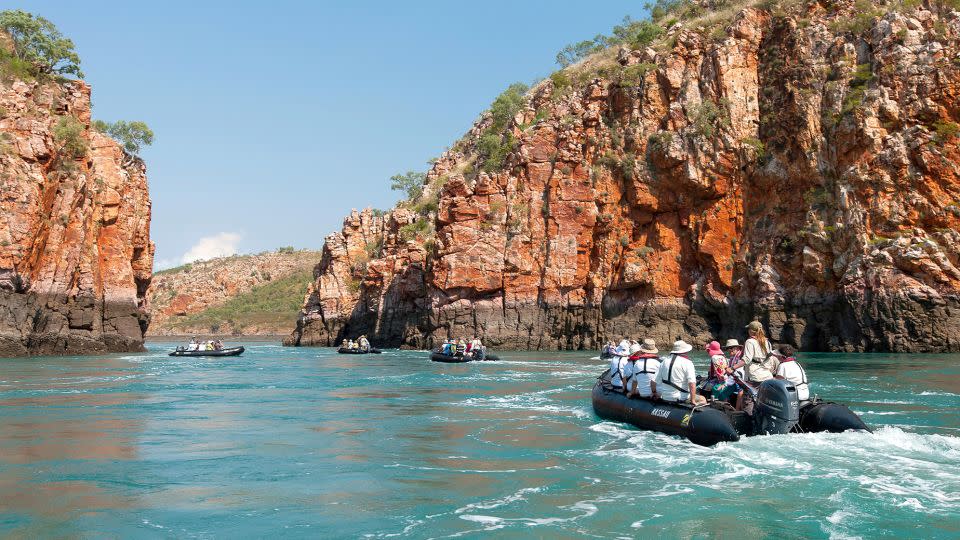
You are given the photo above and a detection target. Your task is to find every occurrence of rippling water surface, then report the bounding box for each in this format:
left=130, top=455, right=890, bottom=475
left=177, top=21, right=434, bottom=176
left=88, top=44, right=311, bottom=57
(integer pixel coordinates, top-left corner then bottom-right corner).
left=0, top=343, right=958, bottom=538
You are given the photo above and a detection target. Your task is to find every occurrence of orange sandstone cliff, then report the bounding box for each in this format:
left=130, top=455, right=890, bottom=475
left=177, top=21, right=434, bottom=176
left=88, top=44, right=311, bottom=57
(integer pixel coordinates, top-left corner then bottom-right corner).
left=288, top=0, right=960, bottom=352
left=0, top=76, right=153, bottom=356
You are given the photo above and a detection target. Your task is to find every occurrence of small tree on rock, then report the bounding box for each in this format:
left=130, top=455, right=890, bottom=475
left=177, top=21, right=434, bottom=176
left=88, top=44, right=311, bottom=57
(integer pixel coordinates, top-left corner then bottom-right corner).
left=93, top=120, right=154, bottom=156
left=390, top=171, right=426, bottom=200
left=0, top=10, right=82, bottom=79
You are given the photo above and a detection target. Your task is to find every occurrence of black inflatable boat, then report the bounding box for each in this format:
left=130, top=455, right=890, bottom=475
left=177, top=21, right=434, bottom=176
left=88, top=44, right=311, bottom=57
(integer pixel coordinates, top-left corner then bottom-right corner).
left=337, top=348, right=382, bottom=354
left=430, top=350, right=499, bottom=362
left=592, top=370, right=869, bottom=446
left=169, top=346, right=245, bottom=357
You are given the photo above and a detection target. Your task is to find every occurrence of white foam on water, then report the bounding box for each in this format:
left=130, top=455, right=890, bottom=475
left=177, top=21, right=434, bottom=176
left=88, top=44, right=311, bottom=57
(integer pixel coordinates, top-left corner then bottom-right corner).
left=897, top=498, right=924, bottom=510
left=385, top=463, right=559, bottom=474
left=458, top=515, right=503, bottom=525
left=455, top=487, right=544, bottom=514
left=458, top=393, right=590, bottom=419
left=630, top=513, right=663, bottom=528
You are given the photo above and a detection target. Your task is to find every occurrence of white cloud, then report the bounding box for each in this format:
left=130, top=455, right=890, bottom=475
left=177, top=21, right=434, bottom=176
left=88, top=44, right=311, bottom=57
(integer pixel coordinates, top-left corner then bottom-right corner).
left=180, top=232, right=242, bottom=264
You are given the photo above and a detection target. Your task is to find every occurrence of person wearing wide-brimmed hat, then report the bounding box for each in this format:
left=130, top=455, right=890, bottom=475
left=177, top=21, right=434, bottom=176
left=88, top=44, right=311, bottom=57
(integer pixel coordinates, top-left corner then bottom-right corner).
left=721, top=338, right=746, bottom=408
left=651, top=340, right=706, bottom=405
left=625, top=338, right=660, bottom=398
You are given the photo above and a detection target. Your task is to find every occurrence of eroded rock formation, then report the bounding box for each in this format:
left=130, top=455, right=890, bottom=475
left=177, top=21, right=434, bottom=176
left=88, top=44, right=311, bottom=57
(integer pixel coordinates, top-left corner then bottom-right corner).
left=0, top=77, right=153, bottom=356
left=289, top=0, right=960, bottom=352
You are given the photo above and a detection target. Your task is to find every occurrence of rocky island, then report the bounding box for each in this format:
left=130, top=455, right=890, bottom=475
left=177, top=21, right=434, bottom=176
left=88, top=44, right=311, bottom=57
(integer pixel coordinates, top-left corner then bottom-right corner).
left=0, top=14, right=154, bottom=356
left=287, top=0, right=960, bottom=352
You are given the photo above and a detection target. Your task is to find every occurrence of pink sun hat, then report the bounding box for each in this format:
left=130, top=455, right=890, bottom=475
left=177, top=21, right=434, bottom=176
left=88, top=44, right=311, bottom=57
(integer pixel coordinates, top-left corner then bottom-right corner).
left=706, top=341, right=723, bottom=356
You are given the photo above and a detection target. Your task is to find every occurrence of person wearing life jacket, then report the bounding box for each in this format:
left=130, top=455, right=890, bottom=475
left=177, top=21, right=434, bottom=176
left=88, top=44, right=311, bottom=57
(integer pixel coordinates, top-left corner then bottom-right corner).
left=731, top=321, right=780, bottom=414
left=774, top=344, right=810, bottom=402
left=625, top=338, right=660, bottom=398
left=608, top=350, right=629, bottom=391
left=470, top=337, right=484, bottom=359
left=705, top=340, right=738, bottom=403
left=651, top=340, right=706, bottom=405
left=358, top=335, right=370, bottom=352
left=722, top=338, right=746, bottom=408
left=455, top=338, right=467, bottom=357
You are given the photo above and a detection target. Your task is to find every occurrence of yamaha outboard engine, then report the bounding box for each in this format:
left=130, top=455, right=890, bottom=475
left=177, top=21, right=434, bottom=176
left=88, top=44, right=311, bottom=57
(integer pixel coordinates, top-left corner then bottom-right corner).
left=754, top=379, right=800, bottom=435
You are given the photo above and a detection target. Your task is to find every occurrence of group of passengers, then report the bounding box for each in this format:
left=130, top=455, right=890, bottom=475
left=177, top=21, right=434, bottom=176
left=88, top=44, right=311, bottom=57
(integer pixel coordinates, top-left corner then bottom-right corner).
left=341, top=335, right=372, bottom=352
left=440, top=337, right=485, bottom=358
left=187, top=337, right=224, bottom=351
left=606, top=320, right=809, bottom=415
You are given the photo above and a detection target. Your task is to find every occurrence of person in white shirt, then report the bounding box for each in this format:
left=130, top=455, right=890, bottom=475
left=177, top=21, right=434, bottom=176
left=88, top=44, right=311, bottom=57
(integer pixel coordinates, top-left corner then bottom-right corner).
left=187, top=337, right=199, bottom=351
left=609, top=354, right=629, bottom=390
left=616, top=338, right=631, bottom=356
left=651, top=340, right=706, bottom=405
left=626, top=338, right=660, bottom=398
left=774, top=344, right=810, bottom=401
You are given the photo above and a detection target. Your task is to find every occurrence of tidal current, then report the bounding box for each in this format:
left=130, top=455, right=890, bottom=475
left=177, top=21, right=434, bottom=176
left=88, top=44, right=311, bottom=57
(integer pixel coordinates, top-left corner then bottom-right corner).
left=0, top=343, right=957, bottom=538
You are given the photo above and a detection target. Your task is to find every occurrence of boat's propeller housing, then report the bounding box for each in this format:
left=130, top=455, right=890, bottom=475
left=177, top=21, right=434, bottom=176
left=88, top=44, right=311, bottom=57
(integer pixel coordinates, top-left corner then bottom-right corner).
left=754, top=379, right=800, bottom=435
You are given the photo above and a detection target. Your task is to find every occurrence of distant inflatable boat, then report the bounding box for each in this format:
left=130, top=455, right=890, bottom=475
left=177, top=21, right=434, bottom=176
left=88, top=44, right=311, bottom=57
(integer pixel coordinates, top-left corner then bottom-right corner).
left=592, top=371, right=869, bottom=446
left=430, top=351, right=499, bottom=363
left=337, top=348, right=382, bottom=354
left=169, top=346, right=245, bottom=357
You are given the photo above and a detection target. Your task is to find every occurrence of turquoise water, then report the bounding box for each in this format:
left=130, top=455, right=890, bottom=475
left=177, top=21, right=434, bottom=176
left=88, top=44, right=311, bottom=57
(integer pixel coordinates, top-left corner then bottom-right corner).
left=0, top=344, right=958, bottom=538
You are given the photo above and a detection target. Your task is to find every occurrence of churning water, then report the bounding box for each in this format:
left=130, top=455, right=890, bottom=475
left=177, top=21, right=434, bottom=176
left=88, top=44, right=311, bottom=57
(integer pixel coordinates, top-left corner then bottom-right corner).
left=0, top=344, right=957, bottom=538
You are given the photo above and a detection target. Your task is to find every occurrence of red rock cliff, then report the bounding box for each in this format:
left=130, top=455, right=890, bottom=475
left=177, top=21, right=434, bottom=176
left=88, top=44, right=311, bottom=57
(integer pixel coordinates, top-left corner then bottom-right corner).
left=0, top=76, right=154, bottom=356
left=288, top=0, right=960, bottom=352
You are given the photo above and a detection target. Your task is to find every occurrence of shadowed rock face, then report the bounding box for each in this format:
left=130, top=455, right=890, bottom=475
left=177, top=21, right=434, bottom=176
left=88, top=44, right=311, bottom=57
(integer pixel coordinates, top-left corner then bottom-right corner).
left=289, top=1, right=960, bottom=352
left=0, top=78, right=154, bottom=357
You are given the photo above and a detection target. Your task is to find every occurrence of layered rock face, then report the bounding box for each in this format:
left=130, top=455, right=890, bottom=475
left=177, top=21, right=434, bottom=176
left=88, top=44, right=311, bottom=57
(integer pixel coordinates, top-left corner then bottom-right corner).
left=0, top=78, right=153, bottom=356
left=148, top=249, right=321, bottom=335
left=289, top=0, right=960, bottom=352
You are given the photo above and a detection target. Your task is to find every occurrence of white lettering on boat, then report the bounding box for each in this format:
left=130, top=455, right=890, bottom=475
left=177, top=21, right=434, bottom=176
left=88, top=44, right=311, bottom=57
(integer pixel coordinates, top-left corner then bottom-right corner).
left=763, top=399, right=783, bottom=409
left=651, top=408, right=671, bottom=418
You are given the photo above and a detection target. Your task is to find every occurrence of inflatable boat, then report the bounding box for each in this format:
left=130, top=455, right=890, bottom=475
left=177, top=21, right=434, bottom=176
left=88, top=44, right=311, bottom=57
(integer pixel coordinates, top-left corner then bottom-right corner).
left=430, top=350, right=499, bottom=362
left=592, top=370, right=869, bottom=446
left=337, top=348, right=381, bottom=354
left=169, top=346, right=245, bottom=357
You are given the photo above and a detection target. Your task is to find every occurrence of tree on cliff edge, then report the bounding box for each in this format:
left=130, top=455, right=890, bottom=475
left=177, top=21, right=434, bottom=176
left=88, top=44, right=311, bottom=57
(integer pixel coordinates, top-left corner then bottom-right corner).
left=93, top=120, right=155, bottom=157
left=0, top=10, right=82, bottom=79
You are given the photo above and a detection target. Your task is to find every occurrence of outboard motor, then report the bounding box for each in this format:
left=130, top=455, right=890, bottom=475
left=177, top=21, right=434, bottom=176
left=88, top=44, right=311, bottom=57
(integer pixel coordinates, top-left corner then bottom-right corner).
left=754, top=379, right=800, bottom=435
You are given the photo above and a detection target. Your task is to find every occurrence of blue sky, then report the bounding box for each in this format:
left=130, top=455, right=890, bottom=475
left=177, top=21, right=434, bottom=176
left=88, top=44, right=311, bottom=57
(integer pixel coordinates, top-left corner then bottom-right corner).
left=17, top=0, right=646, bottom=268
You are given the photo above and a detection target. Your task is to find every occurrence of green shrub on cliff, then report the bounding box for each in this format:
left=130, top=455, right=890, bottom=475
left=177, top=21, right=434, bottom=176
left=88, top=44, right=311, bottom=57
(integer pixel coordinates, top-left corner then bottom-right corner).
left=399, top=219, right=431, bottom=241
left=478, top=83, right=528, bottom=172
left=0, top=10, right=82, bottom=80
left=52, top=115, right=87, bottom=159
left=690, top=99, right=730, bottom=138
left=933, top=120, right=959, bottom=146
left=93, top=120, right=154, bottom=156
left=555, top=15, right=664, bottom=68
left=556, top=38, right=608, bottom=67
